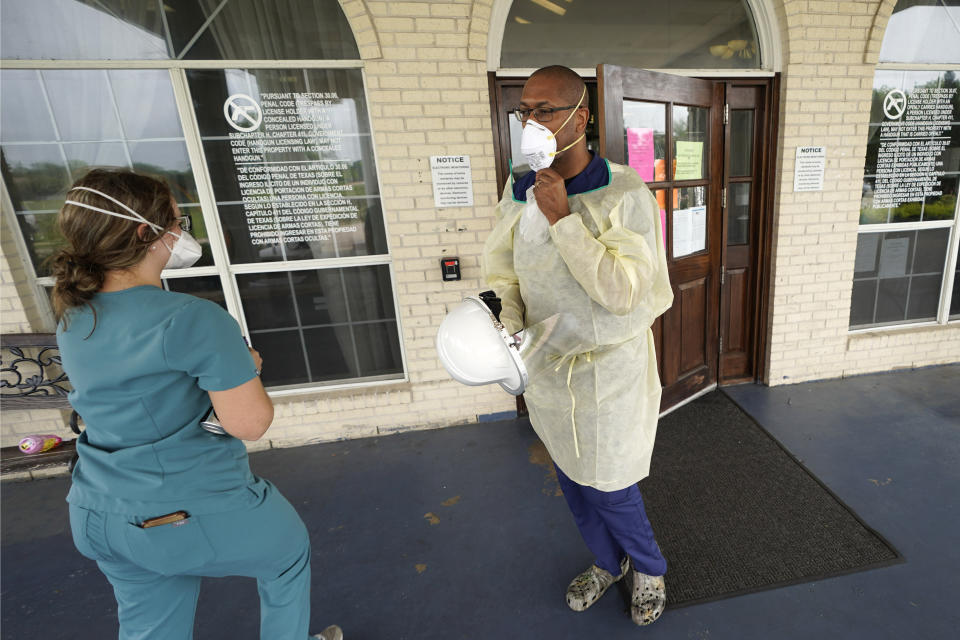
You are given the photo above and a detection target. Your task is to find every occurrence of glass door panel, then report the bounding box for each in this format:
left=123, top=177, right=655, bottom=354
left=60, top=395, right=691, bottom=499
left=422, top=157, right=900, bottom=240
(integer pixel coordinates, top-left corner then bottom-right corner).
left=623, top=100, right=667, bottom=184
left=727, top=182, right=752, bottom=245
left=672, top=105, right=709, bottom=181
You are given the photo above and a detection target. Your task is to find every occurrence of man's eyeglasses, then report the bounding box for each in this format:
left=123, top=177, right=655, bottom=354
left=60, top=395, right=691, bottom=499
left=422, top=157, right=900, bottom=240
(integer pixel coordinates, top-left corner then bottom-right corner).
left=176, top=215, right=192, bottom=233
left=513, top=105, right=581, bottom=123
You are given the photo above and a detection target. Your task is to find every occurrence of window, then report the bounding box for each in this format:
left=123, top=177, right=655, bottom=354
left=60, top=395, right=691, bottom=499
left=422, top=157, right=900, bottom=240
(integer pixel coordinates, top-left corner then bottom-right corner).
left=852, top=67, right=960, bottom=328
left=501, top=0, right=759, bottom=70
left=0, top=0, right=405, bottom=392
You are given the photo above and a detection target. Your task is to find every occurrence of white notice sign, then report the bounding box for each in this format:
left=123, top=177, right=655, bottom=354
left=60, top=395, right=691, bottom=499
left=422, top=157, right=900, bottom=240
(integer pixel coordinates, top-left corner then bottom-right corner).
left=673, top=205, right=707, bottom=258
left=854, top=233, right=880, bottom=273
left=878, top=236, right=910, bottom=278
left=430, top=155, right=474, bottom=208
left=794, top=146, right=826, bottom=192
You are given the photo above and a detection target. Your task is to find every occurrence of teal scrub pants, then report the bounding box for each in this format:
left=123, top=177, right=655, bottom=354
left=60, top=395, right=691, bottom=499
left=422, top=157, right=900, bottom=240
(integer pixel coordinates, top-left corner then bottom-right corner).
left=69, top=480, right=311, bottom=640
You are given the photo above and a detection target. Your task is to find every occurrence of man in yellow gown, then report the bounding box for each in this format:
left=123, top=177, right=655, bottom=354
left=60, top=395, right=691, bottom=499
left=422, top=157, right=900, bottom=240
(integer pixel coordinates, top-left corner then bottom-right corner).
left=482, top=66, right=674, bottom=626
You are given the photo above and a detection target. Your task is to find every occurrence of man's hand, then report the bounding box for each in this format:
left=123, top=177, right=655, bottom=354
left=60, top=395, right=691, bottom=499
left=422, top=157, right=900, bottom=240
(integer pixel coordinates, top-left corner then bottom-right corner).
left=532, top=168, right=570, bottom=225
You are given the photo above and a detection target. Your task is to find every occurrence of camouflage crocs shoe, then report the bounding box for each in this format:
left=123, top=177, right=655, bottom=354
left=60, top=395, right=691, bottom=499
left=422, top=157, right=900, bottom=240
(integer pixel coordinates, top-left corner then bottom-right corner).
left=312, top=625, right=343, bottom=640
left=627, top=565, right=666, bottom=626
left=565, top=556, right=629, bottom=612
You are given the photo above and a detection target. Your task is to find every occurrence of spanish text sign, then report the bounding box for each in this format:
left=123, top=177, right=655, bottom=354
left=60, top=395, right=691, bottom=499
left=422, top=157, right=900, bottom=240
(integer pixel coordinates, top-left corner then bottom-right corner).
left=794, top=146, right=826, bottom=192
left=431, top=155, right=474, bottom=208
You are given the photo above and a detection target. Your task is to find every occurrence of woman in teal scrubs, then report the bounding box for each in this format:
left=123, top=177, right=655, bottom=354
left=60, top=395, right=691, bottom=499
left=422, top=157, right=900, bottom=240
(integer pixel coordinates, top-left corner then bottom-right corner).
left=52, top=169, right=341, bottom=640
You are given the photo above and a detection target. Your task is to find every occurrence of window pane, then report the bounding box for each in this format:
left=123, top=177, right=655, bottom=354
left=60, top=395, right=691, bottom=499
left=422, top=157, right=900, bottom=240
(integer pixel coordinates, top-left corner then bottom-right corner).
left=13, top=213, right=64, bottom=278
left=850, top=229, right=951, bottom=329
left=906, top=274, right=943, bottom=320
left=129, top=141, right=198, bottom=204
left=876, top=277, right=910, bottom=324
left=672, top=106, right=708, bottom=181
left=729, top=109, right=754, bottom=177
left=164, top=275, right=227, bottom=310
left=914, top=228, right=951, bottom=273
left=0, top=71, right=56, bottom=143
left=879, top=1, right=960, bottom=64
left=173, top=0, right=359, bottom=60
left=252, top=330, right=310, bottom=387
left=109, top=70, right=184, bottom=140
left=0, top=0, right=170, bottom=60
left=236, top=266, right=403, bottom=388
left=187, top=68, right=387, bottom=264
left=728, top=181, right=750, bottom=245
left=502, top=0, right=759, bottom=69
left=671, top=185, right=707, bottom=258
left=1, top=144, right=71, bottom=211
left=623, top=101, right=666, bottom=184
left=42, top=70, right=124, bottom=141
left=351, top=322, right=403, bottom=377
left=850, top=280, right=878, bottom=327
left=63, top=143, right=129, bottom=181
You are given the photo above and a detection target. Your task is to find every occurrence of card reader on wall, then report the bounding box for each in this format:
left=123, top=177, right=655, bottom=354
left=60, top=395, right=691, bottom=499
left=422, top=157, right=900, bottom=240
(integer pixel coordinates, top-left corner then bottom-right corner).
left=441, top=257, right=461, bottom=281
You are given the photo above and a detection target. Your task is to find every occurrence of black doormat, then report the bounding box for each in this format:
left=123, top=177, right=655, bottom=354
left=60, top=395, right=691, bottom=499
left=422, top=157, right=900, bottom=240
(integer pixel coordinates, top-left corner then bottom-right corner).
left=635, top=391, right=903, bottom=608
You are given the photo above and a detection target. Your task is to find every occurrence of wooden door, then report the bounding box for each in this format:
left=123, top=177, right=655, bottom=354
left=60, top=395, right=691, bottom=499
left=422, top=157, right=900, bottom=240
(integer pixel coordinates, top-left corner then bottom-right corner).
left=597, top=65, right=724, bottom=411
left=720, top=83, right=769, bottom=383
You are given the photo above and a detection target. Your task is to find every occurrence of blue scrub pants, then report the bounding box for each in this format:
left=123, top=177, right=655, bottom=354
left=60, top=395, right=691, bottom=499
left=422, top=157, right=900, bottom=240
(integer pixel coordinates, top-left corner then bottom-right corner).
left=555, top=465, right=667, bottom=578
left=69, top=480, right=311, bottom=640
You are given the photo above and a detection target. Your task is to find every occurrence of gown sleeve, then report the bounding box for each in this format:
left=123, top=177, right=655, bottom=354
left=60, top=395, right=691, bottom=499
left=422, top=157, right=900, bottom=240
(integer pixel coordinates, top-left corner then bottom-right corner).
left=481, top=192, right=526, bottom=335
left=548, top=185, right=669, bottom=317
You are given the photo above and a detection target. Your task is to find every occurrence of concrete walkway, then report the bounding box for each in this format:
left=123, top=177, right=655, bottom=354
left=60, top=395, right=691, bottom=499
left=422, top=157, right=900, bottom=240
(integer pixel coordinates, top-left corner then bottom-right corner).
left=2, top=364, right=958, bottom=639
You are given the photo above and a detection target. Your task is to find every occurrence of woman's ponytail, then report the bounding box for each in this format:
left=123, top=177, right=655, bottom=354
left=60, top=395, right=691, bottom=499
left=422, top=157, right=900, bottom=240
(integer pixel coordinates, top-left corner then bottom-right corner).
left=50, top=251, right=106, bottom=326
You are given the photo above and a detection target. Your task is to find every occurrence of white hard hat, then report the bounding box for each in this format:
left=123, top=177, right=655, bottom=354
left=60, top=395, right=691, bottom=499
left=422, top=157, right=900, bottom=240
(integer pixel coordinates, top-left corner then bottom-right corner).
left=436, top=296, right=528, bottom=395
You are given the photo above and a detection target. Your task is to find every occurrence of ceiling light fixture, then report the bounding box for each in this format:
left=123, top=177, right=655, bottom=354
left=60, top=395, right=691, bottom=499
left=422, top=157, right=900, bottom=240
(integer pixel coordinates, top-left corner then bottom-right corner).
left=530, top=0, right=567, bottom=17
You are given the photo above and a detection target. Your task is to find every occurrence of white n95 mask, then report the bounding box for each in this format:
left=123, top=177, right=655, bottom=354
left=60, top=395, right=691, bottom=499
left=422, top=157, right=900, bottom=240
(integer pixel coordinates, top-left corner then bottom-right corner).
left=519, top=86, right=586, bottom=172
left=160, top=230, right=203, bottom=269
left=65, top=186, right=202, bottom=269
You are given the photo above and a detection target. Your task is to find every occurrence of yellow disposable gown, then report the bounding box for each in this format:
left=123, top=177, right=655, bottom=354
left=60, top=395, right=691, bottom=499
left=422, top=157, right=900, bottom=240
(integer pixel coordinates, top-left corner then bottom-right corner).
left=482, top=160, right=673, bottom=491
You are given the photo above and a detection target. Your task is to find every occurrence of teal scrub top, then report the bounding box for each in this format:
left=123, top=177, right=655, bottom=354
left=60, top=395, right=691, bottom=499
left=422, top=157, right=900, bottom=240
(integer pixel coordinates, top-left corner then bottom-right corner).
left=57, top=286, right=262, bottom=516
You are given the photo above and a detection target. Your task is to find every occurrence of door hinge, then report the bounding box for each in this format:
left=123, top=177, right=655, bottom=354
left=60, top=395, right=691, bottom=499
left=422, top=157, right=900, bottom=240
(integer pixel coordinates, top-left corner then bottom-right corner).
left=721, top=187, right=727, bottom=209
left=723, top=103, right=729, bottom=125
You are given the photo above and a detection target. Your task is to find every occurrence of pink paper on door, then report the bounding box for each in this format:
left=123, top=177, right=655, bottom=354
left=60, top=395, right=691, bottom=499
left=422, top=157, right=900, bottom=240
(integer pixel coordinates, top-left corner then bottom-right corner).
left=627, top=127, right=655, bottom=183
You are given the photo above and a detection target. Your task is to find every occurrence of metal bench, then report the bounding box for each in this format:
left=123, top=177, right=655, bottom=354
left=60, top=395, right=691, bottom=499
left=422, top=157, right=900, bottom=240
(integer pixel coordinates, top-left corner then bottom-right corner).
left=0, top=333, right=79, bottom=479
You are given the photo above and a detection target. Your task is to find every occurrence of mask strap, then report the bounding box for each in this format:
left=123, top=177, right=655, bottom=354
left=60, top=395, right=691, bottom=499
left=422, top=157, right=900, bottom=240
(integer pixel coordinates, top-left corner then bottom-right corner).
left=65, top=186, right=164, bottom=235
left=551, top=133, right=586, bottom=157
left=547, top=85, right=587, bottom=142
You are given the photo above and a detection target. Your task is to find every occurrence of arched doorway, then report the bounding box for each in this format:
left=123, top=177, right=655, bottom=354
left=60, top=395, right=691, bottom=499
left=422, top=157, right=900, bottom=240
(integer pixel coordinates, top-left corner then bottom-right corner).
left=487, top=0, right=781, bottom=412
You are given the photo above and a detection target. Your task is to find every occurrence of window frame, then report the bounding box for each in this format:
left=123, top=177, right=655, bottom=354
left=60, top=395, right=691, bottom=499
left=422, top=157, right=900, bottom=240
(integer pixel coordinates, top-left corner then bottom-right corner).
left=850, top=61, right=960, bottom=333
left=1, top=58, right=409, bottom=397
